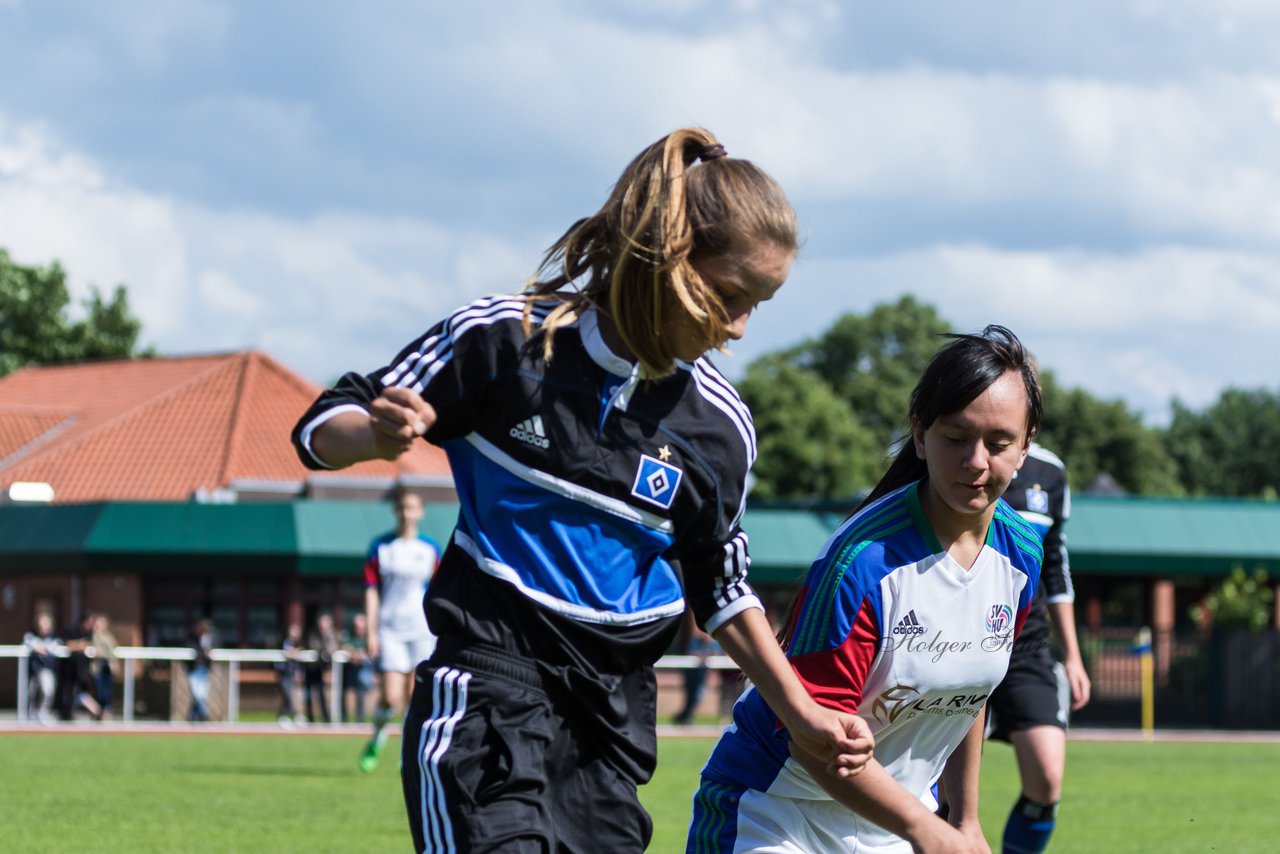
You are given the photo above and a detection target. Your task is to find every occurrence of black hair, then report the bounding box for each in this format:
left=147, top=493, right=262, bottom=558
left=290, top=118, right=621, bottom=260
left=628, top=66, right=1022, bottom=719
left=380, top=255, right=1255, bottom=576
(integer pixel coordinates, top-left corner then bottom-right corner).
left=855, top=324, right=1042, bottom=512
left=778, top=324, right=1042, bottom=652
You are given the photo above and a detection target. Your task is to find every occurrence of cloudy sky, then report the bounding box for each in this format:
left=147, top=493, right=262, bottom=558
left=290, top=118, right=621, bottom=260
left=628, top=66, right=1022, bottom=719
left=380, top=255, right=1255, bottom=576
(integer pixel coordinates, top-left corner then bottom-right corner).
left=3, top=1, right=1280, bottom=424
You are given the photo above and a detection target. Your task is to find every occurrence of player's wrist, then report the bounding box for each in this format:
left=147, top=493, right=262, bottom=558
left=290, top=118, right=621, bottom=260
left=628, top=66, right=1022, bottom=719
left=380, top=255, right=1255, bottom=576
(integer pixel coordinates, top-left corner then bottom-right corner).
left=777, top=693, right=827, bottom=738
left=902, top=808, right=952, bottom=846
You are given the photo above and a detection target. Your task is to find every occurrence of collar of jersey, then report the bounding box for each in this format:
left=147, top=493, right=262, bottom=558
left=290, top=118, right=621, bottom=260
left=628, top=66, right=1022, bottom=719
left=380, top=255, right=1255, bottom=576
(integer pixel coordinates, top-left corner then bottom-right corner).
left=578, top=304, right=691, bottom=380
left=579, top=304, right=639, bottom=377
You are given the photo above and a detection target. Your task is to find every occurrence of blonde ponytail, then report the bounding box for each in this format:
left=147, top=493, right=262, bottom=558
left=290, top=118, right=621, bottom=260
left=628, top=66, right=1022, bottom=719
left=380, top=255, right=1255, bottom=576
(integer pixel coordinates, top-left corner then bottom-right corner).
left=524, top=128, right=796, bottom=377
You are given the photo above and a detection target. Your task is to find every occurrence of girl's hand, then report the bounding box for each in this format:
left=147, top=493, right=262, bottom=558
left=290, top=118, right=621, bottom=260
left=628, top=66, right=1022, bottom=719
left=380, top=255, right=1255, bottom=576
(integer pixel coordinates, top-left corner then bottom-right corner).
left=788, top=703, right=874, bottom=777
left=368, top=387, right=437, bottom=459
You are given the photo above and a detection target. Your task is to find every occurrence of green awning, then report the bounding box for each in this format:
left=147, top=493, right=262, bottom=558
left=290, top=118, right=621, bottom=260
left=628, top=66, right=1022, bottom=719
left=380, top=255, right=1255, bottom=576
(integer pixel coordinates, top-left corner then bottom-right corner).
left=3, top=495, right=1280, bottom=582
left=1068, top=495, right=1280, bottom=576
left=740, top=495, right=1280, bottom=583
left=85, top=503, right=297, bottom=574
left=0, top=502, right=104, bottom=571
left=0, top=501, right=458, bottom=577
left=293, top=501, right=459, bottom=576
left=739, top=508, right=832, bottom=585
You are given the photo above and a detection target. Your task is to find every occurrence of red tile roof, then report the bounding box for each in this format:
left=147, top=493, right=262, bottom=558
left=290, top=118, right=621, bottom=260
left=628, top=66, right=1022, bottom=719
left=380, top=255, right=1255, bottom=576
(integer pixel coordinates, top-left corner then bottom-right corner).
left=0, top=352, right=451, bottom=503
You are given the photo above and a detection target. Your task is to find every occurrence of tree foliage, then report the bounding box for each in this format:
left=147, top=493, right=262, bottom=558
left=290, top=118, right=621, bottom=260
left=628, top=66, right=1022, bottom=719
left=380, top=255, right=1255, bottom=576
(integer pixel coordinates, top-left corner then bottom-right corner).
left=777, top=295, right=953, bottom=454
left=0, top=249, right=148, bottom=377
left=738, top=356, right=883, bottom=500
left=1038, top=370, right=1183, bottom=496
left=1164, top=390, right=1280, bottom=497
left=742, top=296, right=1190, bottom=499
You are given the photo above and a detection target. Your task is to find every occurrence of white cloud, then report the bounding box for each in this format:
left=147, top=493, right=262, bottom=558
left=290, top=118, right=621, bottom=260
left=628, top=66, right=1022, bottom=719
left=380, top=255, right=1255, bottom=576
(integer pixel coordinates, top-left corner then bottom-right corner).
left=311, top=7, right=1280, bottom=252
left=6, top=3, right=1280, bottom=430
left=196, top=269, right=261, bottom=318
left=0, top=117, right=189, bottom=336
left=0, top=112, right=535, bottom=383
left=0, top=119, right=103, bottom=190
left=746, top=244, right=1280, bottom=423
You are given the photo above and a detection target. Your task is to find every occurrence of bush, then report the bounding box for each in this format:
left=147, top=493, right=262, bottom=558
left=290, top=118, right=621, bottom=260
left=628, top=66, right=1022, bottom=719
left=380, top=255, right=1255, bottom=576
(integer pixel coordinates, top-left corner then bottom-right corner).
left=1189, top=566, right=1274, bottom=631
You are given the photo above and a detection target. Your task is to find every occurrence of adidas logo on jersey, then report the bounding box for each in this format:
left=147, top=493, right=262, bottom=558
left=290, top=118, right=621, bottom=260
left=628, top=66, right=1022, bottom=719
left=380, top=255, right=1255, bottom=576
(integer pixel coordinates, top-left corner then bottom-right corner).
left=892, top=609, right=927, bottom=637
left=509, top=415, right=550, bottom=449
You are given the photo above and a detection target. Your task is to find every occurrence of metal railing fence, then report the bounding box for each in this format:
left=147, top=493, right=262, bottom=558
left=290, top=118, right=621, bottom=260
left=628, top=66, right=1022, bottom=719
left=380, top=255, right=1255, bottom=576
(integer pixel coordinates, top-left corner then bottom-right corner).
left=0, top=646, right=739, bottom=725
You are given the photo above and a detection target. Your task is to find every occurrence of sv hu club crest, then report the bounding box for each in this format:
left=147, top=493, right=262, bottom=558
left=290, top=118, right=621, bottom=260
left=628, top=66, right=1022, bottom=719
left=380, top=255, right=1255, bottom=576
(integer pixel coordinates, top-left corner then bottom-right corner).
left=985, top=603, right=1013, bottom=636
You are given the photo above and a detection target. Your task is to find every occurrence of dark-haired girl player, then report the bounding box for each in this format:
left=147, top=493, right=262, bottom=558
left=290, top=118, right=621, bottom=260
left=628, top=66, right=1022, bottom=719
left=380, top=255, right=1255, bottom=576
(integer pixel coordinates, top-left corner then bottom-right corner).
left=689, top=326, right=1044, bottom=854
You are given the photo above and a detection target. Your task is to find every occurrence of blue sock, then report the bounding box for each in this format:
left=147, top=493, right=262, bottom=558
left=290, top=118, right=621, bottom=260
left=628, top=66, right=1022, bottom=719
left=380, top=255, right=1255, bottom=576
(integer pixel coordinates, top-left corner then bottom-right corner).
left=1002, top=795, right=1057, bottom=854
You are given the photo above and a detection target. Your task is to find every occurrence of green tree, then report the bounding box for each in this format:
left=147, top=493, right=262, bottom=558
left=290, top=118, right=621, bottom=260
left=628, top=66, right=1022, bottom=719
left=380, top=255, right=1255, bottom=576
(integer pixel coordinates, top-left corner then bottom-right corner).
left=771, top=295, right=953, bottom=453
left=0, top=249, right=148, bottom=377
left=738, top=356, right=883, bottom=499
left=1164, top=389, right=1280, bottom=497
left=1038, top=371, right=1183, bottom=496
left=743, top=296, right=1188, bottom=498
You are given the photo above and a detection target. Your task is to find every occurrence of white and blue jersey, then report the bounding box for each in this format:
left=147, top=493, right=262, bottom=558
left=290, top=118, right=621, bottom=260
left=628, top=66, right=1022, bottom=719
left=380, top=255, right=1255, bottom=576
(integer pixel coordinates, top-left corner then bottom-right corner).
left=364, top=532, right=439, bottom=640
left=689, top=481, right=1041, bottom=853
left=293, top=295, right=761, bottom=781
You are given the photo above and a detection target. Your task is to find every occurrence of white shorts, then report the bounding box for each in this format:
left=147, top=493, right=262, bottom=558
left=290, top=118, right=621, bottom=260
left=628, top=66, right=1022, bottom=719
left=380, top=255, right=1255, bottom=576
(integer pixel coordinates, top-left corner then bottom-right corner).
left=730, top=789, right=910, bottom=853
left=378, top=633, right=437, bottom=674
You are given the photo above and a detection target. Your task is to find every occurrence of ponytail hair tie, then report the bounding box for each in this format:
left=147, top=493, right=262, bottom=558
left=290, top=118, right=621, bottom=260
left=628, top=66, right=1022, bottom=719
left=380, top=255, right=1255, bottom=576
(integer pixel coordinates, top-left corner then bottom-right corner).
left=698, top=143, right=727, bottom=162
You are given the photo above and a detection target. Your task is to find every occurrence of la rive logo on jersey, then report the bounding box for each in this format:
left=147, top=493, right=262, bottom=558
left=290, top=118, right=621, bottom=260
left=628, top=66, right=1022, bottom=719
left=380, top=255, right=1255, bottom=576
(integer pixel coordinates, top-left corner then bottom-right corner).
left=869, top=684, right=989, bottom=725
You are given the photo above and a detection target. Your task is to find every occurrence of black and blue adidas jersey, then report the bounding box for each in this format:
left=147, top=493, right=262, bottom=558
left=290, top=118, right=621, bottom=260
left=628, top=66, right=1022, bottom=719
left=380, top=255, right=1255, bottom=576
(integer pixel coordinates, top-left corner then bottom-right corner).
left=292, top=296, right=762, bottom=678
left=1003, top=442, right=1072, bottom=650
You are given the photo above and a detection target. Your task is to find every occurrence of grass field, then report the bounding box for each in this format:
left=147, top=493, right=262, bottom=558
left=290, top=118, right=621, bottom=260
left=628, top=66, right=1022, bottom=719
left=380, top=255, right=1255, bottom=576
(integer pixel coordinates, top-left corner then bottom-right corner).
left=3, top=730, right=1279, bottom=852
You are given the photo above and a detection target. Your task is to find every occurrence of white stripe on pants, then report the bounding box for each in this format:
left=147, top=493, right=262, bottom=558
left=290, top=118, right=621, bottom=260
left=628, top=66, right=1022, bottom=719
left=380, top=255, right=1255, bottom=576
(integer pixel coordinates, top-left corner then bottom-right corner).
left=414, top=666, right=472, bottom=854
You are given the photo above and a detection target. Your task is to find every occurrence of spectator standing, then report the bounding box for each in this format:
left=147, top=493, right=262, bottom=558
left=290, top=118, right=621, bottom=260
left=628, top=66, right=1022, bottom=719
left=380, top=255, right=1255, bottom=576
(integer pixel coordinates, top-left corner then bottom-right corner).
left=187, top=618, right=216, bottom=723
left=341, top=613, right=375, bottom=723
left=303, top=612, right=341, bottom=724
left=58, top=612, right=102, bottom=721
left=276, top=622, right=304, bottom=726
left=674, top=610, right=720, bottom=726
left=90, top=613, right=120, bottom=719
left=23, top=612, right=61, bottom=724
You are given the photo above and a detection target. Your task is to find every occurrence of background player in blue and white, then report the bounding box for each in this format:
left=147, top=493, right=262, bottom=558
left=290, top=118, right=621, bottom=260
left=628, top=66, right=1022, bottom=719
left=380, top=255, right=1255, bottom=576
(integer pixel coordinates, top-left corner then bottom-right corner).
left=689, top=326, right=1045, bottom=854
left=293, top=128, right=872, bottom=852
left=985, top=441, right=1090, bottom=853
left=359, top=487, right=439, bottom=773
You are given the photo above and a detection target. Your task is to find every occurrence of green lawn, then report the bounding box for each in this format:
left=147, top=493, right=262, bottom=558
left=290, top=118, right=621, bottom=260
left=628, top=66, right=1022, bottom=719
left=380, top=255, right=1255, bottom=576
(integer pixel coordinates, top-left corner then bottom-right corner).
left=652, top=736, right=1280, bottom=852
left=2, top=731, right=1277, bottom=852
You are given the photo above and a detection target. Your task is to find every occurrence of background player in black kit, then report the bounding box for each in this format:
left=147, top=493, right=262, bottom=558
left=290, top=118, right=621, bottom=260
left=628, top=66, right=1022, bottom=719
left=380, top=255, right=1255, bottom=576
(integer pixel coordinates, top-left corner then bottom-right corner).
left=987, top=442, right=1091, bottom=853
left=292, top=127, right=873, bottom=852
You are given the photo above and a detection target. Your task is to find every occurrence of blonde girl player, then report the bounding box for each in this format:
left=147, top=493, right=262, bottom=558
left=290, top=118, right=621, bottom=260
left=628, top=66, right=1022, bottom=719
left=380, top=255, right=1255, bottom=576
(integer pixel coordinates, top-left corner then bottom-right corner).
left=359, top=487, right=440, bottom=773
left=689, top=326, right=1044, bottom=854
left=292, top=127, right=873, bottom=852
